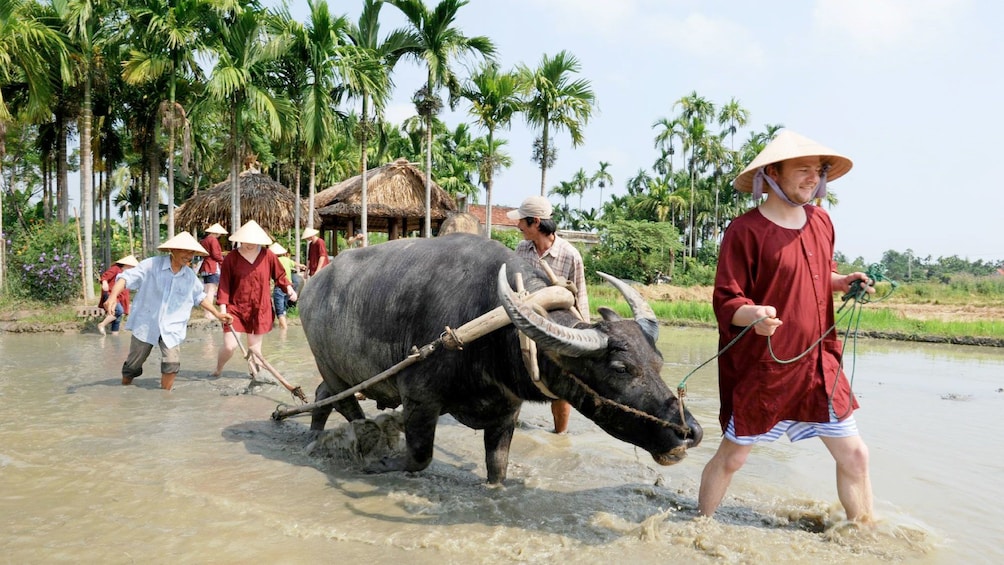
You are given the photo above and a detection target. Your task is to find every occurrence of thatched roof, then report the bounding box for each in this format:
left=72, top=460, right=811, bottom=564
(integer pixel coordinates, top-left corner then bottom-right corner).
left=438, top=212, right=483, bottom=236
left=175, top=171, right=318, bottom=236
left=317, top=158, right=458, bottom=233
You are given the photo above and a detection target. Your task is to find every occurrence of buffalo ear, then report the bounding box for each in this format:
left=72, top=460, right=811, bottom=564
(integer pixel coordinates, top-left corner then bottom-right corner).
left=598, top=307, right=623, bottom=322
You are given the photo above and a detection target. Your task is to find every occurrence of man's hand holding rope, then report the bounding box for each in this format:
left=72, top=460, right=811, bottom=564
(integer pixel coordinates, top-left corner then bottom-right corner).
left=731, top=304, right=783, bottom=336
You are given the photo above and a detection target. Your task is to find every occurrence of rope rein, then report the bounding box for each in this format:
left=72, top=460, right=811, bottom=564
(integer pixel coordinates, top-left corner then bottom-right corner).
left=560, top=370, right=693, bottom=436
left=675, top=264, right=897, bottom=425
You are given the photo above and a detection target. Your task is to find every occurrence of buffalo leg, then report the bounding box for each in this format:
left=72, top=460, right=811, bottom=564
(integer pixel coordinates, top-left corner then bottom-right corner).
left=310, top=380, right=365, bottom=431
left=483, top=412, right=518, bottom=484
left=365, top=398, right=440, bottom=475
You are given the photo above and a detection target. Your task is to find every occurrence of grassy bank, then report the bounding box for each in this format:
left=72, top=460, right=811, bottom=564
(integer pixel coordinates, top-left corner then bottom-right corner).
left=4, top=282, right=1004, bottom=346
left=589, top=282, right=1004, bottom=344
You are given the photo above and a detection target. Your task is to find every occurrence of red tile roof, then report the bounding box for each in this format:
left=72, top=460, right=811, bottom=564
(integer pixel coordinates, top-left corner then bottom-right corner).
left=467, top=204, right=520, bottom=230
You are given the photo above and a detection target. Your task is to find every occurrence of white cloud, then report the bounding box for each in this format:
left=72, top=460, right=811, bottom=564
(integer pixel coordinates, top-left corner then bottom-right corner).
left=813, top=0, right=964, bottom=52
left=383, top=102, right=417, bottom=126
left=544, top=0, right=765, bottom=69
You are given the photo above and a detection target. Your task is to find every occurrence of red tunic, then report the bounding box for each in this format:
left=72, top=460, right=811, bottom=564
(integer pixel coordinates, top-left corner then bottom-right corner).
left=217, top=248, right=292, bottom=334
left=199, top=235, right=224, bottom=275
left=713, top=205, right=858, bottom=436
left=307, top=237, right=328, bottom=275
left=99, top=264, right=130, bottom=314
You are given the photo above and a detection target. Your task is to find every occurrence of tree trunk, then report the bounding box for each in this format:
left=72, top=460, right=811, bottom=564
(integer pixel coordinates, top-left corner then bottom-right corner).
left=104, top=163, right=112, bottom=268
left=484, top=129, right=494, bottom=236
left=229, top=107, right=240, bottom=236
left=147, top=142, right=161, bottom=256
left=80, top=76, right=95, bottom=301
left=294, top=161, right=302, bottom=267
left=539, top=120, right=550, bottom=196
left=57, top=114, right=68, bottom=224
left=43, top=154, right=52, bottom=221
left=167, top=106, right=176, bottom=239
left=424, top=113, right=432, bottom=238
left=360, top=95, right=369, bottom=246
left=308, top=157, right=316, bottom=230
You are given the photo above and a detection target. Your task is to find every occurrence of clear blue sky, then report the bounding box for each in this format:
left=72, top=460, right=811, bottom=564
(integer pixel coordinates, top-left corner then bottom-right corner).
left=277, top=0, right=997, bottom=265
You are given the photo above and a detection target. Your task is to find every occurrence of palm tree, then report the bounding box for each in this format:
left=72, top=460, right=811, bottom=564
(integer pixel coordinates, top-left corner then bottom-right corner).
left=344, top=0, right=407, bottom=246
left=121, top=0, right=225, bottom=238
left=385, top=0, right=495, bottom=237
left=548, top=180, right=576, bottom=213
left=590, top=160, right=613, bottom=212
left=673, top=91, right=715, bottom=261
left=0, top=0, right=69, bottom=287
left=460, top=61, right=521, bottom=235
left=518, top=50, right=595, bottom=196
left=652, top=116, right=684, bottom=174
left=570, top=167, right=589, bottom=212
left=717, top=96, right=749, bottom=153
left=204, top=5, right=291, bottom=233
left=281, top=1, right=348, bottom=236
left=60, top=0, right=115, bottom=301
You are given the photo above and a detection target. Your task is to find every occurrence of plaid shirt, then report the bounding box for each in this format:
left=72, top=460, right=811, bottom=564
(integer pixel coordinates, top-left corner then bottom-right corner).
left=515, top=236, right=590, bottom=322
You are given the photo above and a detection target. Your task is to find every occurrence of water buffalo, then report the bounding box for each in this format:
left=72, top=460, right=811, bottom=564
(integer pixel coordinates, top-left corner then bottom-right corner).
left=299, top=234, right=702, bottom=483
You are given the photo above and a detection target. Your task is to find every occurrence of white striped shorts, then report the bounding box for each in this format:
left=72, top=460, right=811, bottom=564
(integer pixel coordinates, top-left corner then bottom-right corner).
left=725, top=414, right=859, bottom=446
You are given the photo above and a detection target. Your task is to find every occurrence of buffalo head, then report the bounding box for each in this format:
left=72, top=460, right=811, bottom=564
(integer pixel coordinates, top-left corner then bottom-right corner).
left=498, top=265, right=703, bottom=464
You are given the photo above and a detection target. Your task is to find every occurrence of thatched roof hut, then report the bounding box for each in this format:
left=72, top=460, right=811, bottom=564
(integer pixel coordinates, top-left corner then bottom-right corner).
left=175, top=171, right=318, bottom=236
left=316, top=158, right=458, bottom=241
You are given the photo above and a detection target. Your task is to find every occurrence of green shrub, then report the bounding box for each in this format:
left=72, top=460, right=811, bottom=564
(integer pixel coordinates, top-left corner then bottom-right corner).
left=9, top=222, right=82, bottom=303
left=491, top=229, right=523, bottom=250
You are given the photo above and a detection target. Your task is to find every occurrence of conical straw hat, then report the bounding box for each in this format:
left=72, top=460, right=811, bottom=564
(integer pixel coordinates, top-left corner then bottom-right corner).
left=301, top=227, right=319, bottom=239
left=115, top=254, right=139, bottom=267
left=733, top=130, right=853, bottom=193
left=268, top=242, right=288, bottom=256
left=206, top=222, right=228, bottom=235
left=229, top=220, right=273, bottom=246
left=158, top=232, right=209, bottom=256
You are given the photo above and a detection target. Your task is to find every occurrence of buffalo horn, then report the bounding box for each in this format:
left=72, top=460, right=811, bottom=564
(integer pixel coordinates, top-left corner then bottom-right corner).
left=596, top=271, right=660, bottom=343
left=497, top=264, right=608, bottom=357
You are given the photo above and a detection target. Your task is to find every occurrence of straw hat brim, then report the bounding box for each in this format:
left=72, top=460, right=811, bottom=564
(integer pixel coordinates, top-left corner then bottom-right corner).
left=734, top=130, right=853, bottom=193
left=301, top=228, right=319, bottom=239
left=116, top=254, right=139, bottom=267
left=268, top=243, right=288, bottom=255
left=229, top=220, right=273, bottom=246
left=206, top=222, right=228, bottom=235
left=158, top=232, right=209, bottom=256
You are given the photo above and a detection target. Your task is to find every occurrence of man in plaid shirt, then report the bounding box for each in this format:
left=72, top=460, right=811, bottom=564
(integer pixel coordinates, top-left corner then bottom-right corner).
left=508, top=196, right=590, bottom=434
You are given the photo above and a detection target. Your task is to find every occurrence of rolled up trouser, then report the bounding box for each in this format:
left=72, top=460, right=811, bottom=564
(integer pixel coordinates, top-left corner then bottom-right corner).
left=122, top=336, right=181, bottom=378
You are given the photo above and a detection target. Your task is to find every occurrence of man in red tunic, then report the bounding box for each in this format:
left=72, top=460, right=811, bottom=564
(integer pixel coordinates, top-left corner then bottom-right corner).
left=199, top=222, right=228, bottom=317
left=697, top=130, right=876, bottom=523
left=211, top=220, right=296, bottom=377
left=302, top=227, right=329, bottom=279
left=96, top=254, right=139, bottom=335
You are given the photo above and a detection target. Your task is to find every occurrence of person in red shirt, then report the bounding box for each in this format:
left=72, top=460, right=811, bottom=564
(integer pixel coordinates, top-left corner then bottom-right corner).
left=301, top=227, right=329, bottom=279
left=697, top=130, right=876, bottom=523
left=211, top=220, right=297, bottom=377
left=199, top=222, right=228, bottom=317
left=96, top=254, right=139, bottom=335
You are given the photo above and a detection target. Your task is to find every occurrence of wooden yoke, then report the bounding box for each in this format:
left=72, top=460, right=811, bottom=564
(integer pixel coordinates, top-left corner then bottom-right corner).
left=440, top=284, right=574, bottom=350
left=537, top=259, right=584, bottom=322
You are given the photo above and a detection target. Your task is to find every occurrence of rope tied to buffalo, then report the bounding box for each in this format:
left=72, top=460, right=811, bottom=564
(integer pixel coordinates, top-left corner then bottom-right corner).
left=560, top=370, right=693, bottom=436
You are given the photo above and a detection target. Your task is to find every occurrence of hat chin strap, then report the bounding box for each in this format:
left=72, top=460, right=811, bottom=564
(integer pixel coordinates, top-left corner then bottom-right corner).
left=752, top=165, right=829, bottom=208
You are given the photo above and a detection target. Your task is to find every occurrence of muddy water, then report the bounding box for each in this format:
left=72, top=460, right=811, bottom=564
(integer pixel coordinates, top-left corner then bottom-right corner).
left=1, top=324, right=1001, bottom=563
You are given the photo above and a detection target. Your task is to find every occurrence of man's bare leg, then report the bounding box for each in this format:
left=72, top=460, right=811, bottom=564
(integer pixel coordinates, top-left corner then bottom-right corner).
left=821, top=435, right=874, bottom=522
left=698, top=438, right=752, bottom=517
